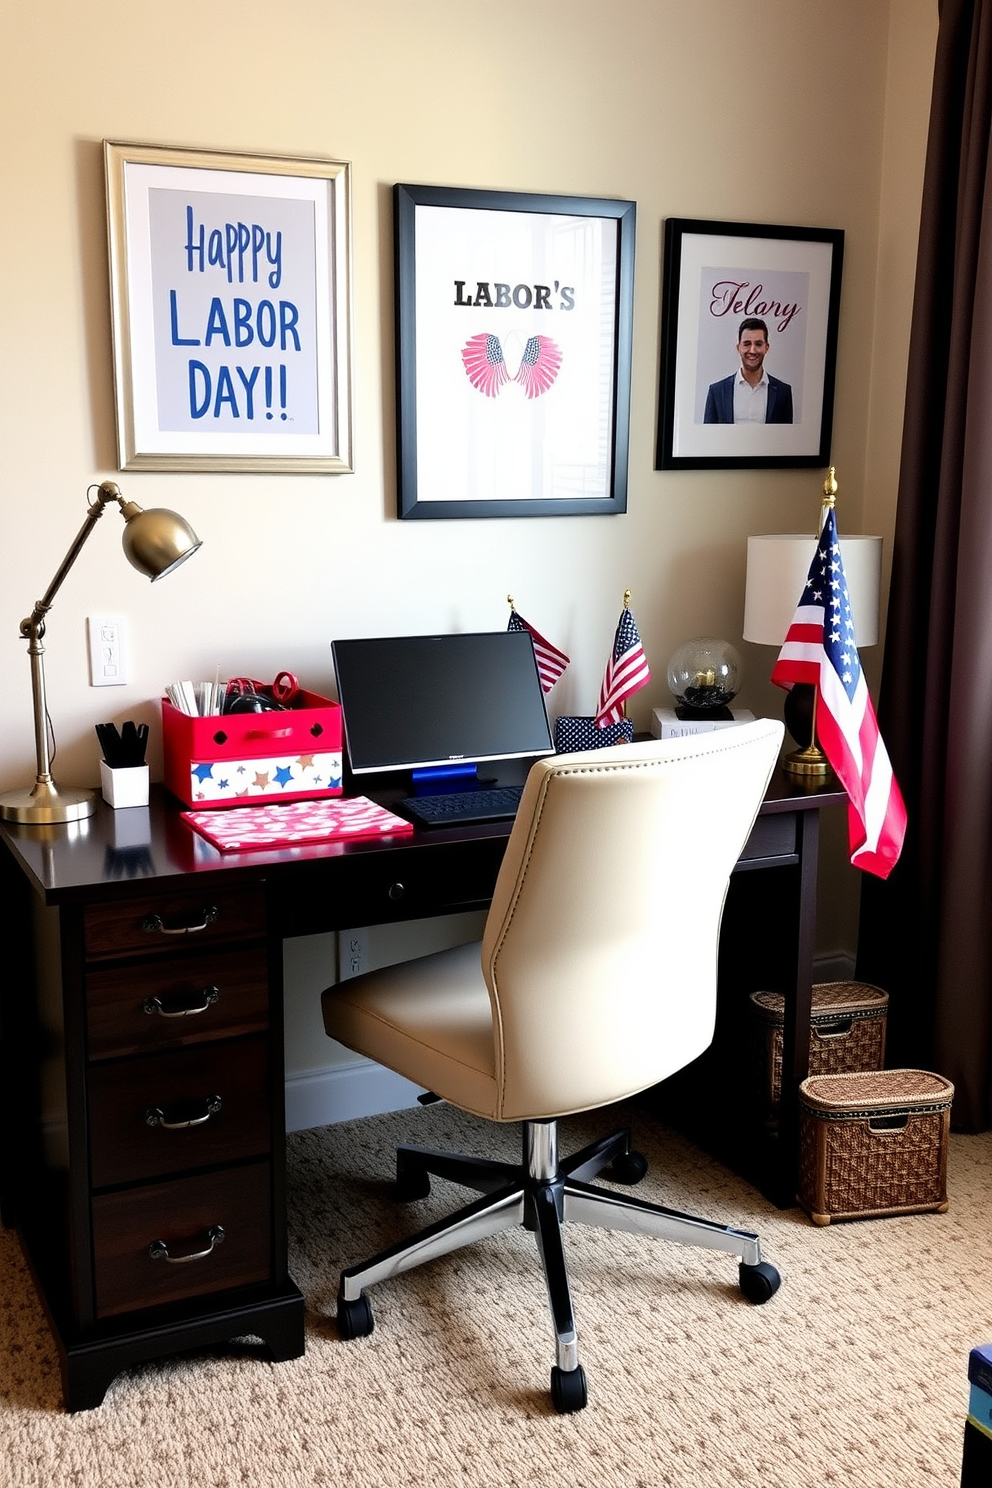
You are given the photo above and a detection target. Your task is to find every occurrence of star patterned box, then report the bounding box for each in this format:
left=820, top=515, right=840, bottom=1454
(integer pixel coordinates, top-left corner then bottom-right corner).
left=162, top=692, right=343, bottom=808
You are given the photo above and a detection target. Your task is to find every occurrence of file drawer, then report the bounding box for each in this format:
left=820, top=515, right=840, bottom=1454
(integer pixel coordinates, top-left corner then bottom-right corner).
left=86, top=945, right=269, bottom=1059
left=84, top=884, right=267, bottom=959
left=92, top=1162, right=273, bottom=1317
left=88, top=1037, right=271, bottom=1187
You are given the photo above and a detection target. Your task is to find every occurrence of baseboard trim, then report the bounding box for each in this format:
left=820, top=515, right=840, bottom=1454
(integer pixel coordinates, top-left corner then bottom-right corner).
left=286, top=1060, right=424, bottom=1133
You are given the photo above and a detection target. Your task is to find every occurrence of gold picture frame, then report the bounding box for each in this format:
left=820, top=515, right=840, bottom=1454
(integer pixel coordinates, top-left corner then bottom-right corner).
left=105, top=140, right=353, bottom=473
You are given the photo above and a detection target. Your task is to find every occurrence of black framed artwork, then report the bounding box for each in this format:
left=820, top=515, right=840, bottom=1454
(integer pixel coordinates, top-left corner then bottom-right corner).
left=656, top=218, right=844, bottom=471
left=394, top=183, right=636, bottom=519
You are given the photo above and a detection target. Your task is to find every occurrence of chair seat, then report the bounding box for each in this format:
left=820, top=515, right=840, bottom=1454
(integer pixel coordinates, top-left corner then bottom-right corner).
left=323, top=941, right=500, bottom=1118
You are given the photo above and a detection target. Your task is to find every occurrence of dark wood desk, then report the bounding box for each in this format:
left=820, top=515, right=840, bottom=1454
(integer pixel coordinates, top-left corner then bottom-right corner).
left=0, top=773, right=844, bottom=1410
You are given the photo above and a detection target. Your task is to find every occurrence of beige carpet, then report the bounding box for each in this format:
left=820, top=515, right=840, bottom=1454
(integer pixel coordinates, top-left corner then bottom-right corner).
left=2, top=1101, right=990, bottom=1488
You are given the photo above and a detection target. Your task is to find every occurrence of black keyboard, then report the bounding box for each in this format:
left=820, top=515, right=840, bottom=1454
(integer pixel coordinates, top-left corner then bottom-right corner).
left=398, top=786, right=524, bottom=828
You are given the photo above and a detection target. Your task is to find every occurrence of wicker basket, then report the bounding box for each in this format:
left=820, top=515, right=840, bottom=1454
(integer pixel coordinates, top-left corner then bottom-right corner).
left=750, top=981, right=888, bottom=1119
left=798, top=1068, right=954, bottom=1225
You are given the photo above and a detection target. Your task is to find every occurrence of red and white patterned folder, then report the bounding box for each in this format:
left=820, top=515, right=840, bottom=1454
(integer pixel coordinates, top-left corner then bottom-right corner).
left=181, top=796, right=413, bottom=852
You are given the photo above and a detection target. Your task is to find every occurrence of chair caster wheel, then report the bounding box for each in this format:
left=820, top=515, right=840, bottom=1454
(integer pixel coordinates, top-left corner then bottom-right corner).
left=607, top=1150, right=648, bottom=1184
left=393, top=1167, right=431, bottom=1202
left=550, top=1363, right=588, bottom=1414
left=738, top=1260, right=781, bottom=1304
left=337, top=1292, right=375, bottom=1339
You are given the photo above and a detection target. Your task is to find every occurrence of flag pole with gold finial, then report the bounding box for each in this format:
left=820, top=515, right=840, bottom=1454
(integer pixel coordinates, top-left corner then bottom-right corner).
left=622, top=589, right=631, bottom=719
left=781, top=469, right=837, bottom=780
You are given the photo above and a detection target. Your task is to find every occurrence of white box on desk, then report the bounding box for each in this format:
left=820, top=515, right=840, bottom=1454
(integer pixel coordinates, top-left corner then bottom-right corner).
left=99, top=760, right=150, bottom=808
left=651, top=707, right=756, bottom=739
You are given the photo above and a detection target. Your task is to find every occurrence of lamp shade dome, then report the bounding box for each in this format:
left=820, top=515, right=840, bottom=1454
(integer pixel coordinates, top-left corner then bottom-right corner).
left=119, top=501, right=202, bottom=580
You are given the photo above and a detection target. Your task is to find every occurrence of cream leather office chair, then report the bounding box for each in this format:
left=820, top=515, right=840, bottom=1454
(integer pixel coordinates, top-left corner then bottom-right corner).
left=322, top=720, right=785, bottom=1413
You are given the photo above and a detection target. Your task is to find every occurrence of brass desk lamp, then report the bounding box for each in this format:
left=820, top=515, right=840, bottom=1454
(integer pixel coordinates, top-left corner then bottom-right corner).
left=0, top=480, right=201, bottom=826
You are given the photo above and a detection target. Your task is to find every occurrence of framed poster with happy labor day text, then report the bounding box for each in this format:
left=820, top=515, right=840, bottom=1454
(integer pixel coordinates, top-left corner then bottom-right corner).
left=656, top=218, right=844, bottom=471
left=104, top=141, right=353, bottom=473
left=394, top=182, right=635, bottom=519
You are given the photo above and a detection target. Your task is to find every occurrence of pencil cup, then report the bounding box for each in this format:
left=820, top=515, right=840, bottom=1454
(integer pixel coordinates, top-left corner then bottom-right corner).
left=100, top=760, right=150, bottom=809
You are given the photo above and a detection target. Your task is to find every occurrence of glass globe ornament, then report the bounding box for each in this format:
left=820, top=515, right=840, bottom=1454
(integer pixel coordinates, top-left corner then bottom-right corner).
left=666, top=637, right=742, bottom=720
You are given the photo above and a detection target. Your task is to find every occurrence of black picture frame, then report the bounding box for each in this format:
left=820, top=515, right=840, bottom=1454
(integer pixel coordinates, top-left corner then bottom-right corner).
left=394, top=183, right=635, bottom=519
left=656, top=218, right=844, bottom=471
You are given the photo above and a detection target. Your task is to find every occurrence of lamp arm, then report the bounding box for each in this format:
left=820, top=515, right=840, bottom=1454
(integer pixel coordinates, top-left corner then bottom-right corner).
left=18, top=481, right=124, bottom=795
left=20, top=481, right=123, bottom=641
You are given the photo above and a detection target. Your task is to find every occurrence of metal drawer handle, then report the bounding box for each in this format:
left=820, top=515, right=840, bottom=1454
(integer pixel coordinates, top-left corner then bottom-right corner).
left=149, top=1225, right=225, bottom=1264
left=143, top=986, right=220, bottom=1018
left=142, top=906, right=219, bottom=936
left=145, top=1094, right=222, bottom=1129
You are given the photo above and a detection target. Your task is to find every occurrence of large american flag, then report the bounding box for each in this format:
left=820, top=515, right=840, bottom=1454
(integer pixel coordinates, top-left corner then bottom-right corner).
left=595, top=603, right=651, bottom=726
left=771, top=506, right=906, bottom=878
left=507, top=608, right=569, bottom=693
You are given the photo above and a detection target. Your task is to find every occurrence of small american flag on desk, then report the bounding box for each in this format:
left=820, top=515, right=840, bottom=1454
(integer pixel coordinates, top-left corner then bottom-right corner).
left=771, top=504, right=907, bottom=879
left=595, top=597, right=651, bottom=727
left=507, top=603, right=569, bottom=693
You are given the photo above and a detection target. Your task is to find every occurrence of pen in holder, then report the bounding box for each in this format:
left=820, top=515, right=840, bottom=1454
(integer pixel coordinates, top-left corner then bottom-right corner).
left=96, top=720, right=150, bottom=808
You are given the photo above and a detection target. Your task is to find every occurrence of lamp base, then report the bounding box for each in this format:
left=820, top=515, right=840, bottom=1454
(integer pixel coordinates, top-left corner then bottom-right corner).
left=0, top=780, right=96, bottom=825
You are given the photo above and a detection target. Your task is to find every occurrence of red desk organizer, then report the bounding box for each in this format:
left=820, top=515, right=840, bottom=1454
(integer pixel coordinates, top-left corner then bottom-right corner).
left=162, top=691, right=342, bottom=808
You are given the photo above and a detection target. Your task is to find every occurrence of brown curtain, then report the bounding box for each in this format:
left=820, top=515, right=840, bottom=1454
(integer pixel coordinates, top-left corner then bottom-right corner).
left=858, top=0, right=992, bottom=1129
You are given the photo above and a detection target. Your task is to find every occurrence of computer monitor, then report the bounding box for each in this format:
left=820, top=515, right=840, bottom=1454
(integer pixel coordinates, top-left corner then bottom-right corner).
left=330, top=631, right=555, bottom=782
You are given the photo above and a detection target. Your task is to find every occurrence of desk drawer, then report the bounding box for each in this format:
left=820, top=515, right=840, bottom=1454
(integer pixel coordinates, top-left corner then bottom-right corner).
left=88, top=1039, right=271, bottom=1187
left=86, top=946, right=269, bottom=1060
left=738, top=811, right=797, bottom=864
left=84, top=884, right=267, bottom=959
left=92, top=1161, right=272, bottom=1317
left=282, top=836, right=508, bottom=935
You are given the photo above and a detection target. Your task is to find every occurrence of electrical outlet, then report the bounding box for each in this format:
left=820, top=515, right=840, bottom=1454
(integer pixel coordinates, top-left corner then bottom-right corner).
left=339, top=928, right=369, bottom=981
left=87, top=615, right=128, bottom=687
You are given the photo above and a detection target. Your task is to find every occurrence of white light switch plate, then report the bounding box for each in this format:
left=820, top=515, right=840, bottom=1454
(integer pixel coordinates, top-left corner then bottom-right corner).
left=87, top=615, right=128, bottom=687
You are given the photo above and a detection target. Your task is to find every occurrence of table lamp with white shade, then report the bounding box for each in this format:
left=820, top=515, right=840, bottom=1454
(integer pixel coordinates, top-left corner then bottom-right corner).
left=742, top=477, right=882, bottom=779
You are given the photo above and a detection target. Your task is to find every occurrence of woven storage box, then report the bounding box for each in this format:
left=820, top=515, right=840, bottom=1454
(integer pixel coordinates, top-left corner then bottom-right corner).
left=798, top=1068, right=954, bottom=1225
left=750, top=981, right=888, bottom=1118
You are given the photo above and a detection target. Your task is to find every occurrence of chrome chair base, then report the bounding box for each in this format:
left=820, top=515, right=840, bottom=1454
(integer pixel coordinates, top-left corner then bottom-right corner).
left=336, top=1120, right=780, bottom=1412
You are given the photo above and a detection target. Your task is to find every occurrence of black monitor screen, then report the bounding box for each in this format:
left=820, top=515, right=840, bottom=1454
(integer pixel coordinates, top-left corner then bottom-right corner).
left=331, top=631, right=555, bottom=776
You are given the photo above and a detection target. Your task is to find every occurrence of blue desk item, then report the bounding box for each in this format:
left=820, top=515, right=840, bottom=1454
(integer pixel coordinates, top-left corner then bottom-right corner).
left=968, top=1343, right=992, bottom=1397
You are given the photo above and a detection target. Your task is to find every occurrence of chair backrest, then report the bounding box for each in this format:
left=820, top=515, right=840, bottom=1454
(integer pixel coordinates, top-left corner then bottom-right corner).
left=480, top=718, right=784, bottom=1121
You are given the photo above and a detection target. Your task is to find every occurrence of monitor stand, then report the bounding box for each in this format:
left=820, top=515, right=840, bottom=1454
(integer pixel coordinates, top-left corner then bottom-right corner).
left=410, top=763, right=496, bottom=796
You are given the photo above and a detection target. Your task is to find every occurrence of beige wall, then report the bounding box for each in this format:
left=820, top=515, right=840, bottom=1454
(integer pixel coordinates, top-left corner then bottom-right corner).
left=1, top=2, right=936, bottom=973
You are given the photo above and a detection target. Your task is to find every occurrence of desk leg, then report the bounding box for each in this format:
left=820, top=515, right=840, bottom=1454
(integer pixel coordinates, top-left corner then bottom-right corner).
left=773, top=807, right=818, bottom=1205
left=57, top=1288, right=305, bottom=1412
left=0, top=849, right=34, bottom=1230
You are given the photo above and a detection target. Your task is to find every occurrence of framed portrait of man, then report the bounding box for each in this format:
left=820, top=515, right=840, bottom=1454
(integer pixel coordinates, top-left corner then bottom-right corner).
left=655, top=218, right=844, bottom=471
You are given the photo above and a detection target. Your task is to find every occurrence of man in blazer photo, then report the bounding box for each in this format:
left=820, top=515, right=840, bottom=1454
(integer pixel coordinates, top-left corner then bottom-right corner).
left=703, top=317, right=794, bottom=424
